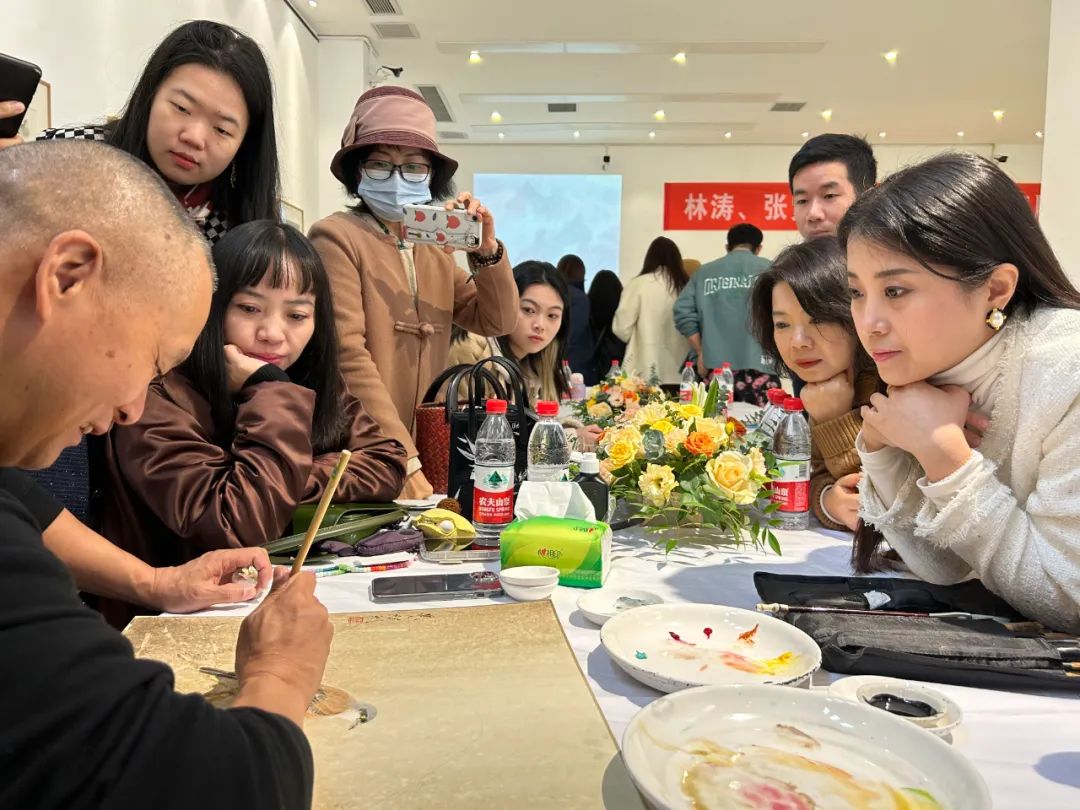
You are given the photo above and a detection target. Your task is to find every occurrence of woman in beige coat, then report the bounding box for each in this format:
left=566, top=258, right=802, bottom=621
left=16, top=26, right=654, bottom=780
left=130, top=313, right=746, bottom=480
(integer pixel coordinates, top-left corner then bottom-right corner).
left=310, top=87, right=517, bottom=498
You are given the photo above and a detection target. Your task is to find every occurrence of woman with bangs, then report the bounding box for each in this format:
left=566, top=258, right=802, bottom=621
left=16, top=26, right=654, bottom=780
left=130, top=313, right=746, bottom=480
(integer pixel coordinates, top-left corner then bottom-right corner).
left=98, top=221, right=407, bottom=627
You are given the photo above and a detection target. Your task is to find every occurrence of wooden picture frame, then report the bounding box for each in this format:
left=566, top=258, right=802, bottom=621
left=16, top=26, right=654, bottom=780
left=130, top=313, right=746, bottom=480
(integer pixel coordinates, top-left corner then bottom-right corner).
left=281, top=198, right=304, bottom=232
left=19, top=79, right=51, bottom=139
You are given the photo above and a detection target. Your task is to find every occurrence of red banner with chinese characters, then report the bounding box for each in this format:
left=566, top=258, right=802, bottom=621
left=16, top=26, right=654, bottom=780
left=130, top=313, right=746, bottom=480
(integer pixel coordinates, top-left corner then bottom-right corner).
left=664, top=181, right=1043, bottom=231
left=664, top=183, right=798, bottom=230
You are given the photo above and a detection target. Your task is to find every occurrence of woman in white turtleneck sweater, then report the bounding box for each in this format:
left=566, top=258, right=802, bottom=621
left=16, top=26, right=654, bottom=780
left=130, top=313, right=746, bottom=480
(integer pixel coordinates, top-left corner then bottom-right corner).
left=837, top=151, right=1080, bottom=633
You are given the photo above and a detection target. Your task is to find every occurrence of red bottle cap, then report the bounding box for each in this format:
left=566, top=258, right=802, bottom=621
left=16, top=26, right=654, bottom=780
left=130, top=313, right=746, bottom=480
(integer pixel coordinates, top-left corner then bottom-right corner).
left=684, top=361, right=692, bottom=368
left=486, top=399, right=507, bottom=414
left=784, top=397, right=804, bottom=412
left=536, top=400, right=559, bottom=416
left=722, top=362, right=731, bottom=369
left=712, top=368, right=722, bottom=375
left=767, top=388, right=787, bottom=405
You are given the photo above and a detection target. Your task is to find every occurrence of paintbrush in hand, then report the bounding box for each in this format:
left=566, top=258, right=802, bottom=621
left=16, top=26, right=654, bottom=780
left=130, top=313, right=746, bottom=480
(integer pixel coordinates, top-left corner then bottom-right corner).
left=291, top=449, right=352, bottom=575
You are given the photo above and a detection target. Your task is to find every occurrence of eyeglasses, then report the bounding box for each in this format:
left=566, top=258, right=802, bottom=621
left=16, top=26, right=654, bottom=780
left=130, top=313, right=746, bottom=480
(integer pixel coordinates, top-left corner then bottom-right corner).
left=361, top=159, right=431, bottom=184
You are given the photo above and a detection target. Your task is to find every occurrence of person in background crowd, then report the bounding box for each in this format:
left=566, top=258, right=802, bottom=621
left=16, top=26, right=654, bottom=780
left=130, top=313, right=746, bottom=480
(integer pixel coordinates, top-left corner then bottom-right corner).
left=556, top=254, right=598, bottom=384
left=613, top=236, right=689, bottom=384
left=588, top=269, right=626, bottom=378
left=310, top=86, right=517, bottom=500
left=789, top=133, right=877, bottom=242
left=674, top=223, right=778, bottom=405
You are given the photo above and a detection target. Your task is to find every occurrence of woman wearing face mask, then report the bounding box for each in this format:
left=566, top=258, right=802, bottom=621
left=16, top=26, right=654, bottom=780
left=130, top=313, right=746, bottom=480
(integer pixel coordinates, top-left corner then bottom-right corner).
left=449, top=261, right=601, bottom=449
left=748, top=238, right=879, bottom=532
left=310, top=87, right=517, bottom=500
left=842, top=152, right=1080, bottom=632
left=99, top=221, right=407, bottom=628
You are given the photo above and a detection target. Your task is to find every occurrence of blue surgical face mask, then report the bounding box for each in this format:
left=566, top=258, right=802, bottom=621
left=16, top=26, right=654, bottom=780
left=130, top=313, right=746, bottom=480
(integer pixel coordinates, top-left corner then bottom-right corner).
left=356, top=170, right=431, bottom=222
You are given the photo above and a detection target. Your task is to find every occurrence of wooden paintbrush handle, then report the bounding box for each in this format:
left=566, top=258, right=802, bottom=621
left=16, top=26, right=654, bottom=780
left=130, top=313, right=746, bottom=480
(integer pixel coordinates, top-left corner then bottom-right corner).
left=291, top=449, right=353, bottom=575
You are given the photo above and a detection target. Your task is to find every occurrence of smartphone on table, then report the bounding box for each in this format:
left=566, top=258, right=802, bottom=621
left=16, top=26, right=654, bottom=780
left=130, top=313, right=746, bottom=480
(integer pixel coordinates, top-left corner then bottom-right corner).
left=0, top=52, right=43, bottom=139
left=370, top=571, right=502, bottom=602
left=402, top=203, right=483, bottom=249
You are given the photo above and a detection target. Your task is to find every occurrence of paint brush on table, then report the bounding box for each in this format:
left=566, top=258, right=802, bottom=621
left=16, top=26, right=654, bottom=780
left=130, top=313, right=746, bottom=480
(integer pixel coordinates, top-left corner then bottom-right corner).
left=291, top=449, right=352, bottom=576
left=756, top=602, right=1012, bottom=622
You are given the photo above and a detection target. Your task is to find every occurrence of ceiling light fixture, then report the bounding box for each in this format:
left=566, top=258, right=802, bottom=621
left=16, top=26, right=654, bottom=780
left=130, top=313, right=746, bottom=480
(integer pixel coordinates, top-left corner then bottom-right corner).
left=498, top=132, right=505, bottom=140
left=801, top=131, right=809, bottom=139
left=654, top=109, right=666, bottom=121
left=490, top=111, right=502, bottom=123
left=573, top=130, right=581, bottom=139
left=992, top=109, right=1005, bottom=122
left=878, top=131, right=887, bottom=139
left=672, top=52, right=687, bottom=65
left=648, top=131, right=657, bottom=139
left=820, top=108, right=833, bottom=122
left=1036, top=130, right=1044, bottom=139
left=724, top=131, right=732, bottom=139
left=882, top=50, right=899, bottom=65
left=468, top=50, right=483, bottom=64
left=956, top=130, right=965, bottom=138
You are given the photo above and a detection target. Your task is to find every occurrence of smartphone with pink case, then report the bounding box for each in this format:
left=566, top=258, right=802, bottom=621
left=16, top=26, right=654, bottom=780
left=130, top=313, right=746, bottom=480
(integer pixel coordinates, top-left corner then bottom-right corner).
left=402, top=203, right=483, bottom=249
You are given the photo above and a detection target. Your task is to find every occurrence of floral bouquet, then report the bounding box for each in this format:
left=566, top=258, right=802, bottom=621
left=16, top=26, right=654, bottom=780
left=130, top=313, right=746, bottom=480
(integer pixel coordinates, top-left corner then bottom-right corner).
left=571, top=368, right=666, bottom=428
left=597, top=379, right=782, bottom=554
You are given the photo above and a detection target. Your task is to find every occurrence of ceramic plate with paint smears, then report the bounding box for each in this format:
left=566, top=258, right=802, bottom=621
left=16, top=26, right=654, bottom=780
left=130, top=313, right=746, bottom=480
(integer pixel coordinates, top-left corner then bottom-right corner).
left=622, top=684, right=990, bottom=810
left=600, top=603, right=819, bottom=692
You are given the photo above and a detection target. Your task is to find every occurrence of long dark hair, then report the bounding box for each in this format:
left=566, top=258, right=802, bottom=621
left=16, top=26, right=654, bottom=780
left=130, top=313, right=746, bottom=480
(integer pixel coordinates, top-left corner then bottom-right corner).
left=640, top=236, right=689, bottom=294
left=180, top=220, right=348, bottom=452
left=839, top=151, right=1080, bottom=572
left=498, top=261, right=571, bottom=400
left=748, top=237, right=872, bottom=379
left=105, top=20, right=280, bottom=226
left=588, top=269, right=623, bottom=341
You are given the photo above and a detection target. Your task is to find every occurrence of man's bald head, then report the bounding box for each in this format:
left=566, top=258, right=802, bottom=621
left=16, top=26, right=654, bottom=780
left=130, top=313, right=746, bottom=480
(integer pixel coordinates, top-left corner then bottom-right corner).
left=0, top=139, right=213, bottom=306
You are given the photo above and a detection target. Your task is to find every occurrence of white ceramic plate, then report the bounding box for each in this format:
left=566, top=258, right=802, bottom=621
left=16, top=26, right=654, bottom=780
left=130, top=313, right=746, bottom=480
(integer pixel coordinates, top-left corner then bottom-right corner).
left=576, top=588, right=664, bottom=626
left=622, top=684, right=990, bottom=810
left=394, top=496, right=445, bottom=511
left=601, top=603, right=820, bottom=692
left=828, top=675, right=963, bottom=737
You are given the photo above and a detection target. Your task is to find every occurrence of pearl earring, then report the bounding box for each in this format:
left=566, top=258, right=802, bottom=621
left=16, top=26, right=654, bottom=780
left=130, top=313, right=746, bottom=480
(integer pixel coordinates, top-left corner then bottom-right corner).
left=986, top=308, right=1007, bottom=331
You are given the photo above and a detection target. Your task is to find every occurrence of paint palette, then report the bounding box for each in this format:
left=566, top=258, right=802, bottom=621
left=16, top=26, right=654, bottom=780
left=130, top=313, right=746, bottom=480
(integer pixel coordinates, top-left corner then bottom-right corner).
left=600, top=603, right=820, bottom=692
left=622, top=684, right=990, bottom=810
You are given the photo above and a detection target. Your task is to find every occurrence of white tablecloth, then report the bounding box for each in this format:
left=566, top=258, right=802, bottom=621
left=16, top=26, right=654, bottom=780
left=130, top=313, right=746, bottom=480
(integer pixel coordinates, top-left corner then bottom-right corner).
left=184, top=527, right=1080, bottom=809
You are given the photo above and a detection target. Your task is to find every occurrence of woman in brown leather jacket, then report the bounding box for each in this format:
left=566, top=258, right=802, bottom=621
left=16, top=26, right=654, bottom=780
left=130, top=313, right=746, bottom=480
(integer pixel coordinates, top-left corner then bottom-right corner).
left=100, top=220, right=406, bottom=626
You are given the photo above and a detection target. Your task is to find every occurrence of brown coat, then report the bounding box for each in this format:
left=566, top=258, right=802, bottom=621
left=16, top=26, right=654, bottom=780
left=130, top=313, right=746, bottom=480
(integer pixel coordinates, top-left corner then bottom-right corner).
left=309, top=211, right=518, bottom=464
left=808, top=371, right=880, bottom=530
left=99, top=371, right=406, bottom=625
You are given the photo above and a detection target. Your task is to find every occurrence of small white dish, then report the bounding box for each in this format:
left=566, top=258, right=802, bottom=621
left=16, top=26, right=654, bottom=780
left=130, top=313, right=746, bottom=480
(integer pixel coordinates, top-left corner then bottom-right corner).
left=576, top=588, right=664, bottom=626
left=498, top=565, right=559, bottom=602
left=828, top=675, right=963, bottom=737
left=601, top=602, right=820, bottom=692
left=622, top=684, right=990, bottom=810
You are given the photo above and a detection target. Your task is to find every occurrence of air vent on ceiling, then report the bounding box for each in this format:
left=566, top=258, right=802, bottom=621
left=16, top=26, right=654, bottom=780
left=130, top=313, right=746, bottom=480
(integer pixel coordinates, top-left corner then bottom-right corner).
left=770, top=101, right=806, bottom=112
left=439, top=131, right=469, bottom=139
left=372, top=22, right=419, bottom=39
left=547, top=103, right=577, bottom=113
left=416, top=85, right=454, bottom=123
left=364, top=0, right=402, bottom=14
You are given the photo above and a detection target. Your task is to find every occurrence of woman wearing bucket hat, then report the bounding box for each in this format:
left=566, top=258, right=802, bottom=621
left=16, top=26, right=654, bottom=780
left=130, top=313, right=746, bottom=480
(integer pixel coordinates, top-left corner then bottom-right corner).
left=310, top=86, right=517, bottom=499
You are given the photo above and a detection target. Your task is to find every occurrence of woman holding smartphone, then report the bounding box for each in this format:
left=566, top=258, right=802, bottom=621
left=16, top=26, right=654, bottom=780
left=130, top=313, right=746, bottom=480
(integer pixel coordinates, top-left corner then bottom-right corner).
left=310, top=86, right=518, bottom=500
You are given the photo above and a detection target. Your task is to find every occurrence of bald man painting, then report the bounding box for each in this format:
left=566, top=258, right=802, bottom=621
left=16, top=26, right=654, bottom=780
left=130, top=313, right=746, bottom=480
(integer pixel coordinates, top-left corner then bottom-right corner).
left=0, top=141, right=331, bottom=810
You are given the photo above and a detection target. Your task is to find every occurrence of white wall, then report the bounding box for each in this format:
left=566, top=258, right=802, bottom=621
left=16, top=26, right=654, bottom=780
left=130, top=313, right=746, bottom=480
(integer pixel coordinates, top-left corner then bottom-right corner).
left=316, top=38, right=369, bottom=223
left=0, top=0, right=320, bottom=224
left=448, top=142, right=1043, bottom=279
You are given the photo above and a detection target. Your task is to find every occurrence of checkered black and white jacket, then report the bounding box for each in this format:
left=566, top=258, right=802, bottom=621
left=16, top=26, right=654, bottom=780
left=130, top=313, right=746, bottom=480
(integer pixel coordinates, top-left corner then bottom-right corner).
left=37, top=125, right=231, bottom=244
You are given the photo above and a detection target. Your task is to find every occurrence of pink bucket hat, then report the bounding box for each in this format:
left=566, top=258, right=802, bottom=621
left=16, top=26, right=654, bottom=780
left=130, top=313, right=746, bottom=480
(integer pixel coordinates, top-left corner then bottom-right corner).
left=330, top=85, right=459, bottom=185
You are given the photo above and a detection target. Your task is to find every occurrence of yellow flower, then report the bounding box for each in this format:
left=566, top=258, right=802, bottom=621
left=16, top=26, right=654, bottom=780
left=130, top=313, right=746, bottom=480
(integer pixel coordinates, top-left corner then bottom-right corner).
left=748, top=447, right=768, bottom=478
left=602, top=425, right=642, bottom=449
left=694, top=417, right=729, bottom=447
left=677, top=403, right=703, bottom=420
left=638, top=463, right=677, bottom=507
left=650, top=419, right=676, bottom=435
left=633, top=402, right=668, bottom=427
left=586, top=398, right=597, bottom=409
left=607, top=440, right=637, bottom=470
left=705, top=451, right=757, bottom=505
left=664, top=427, right=688, bottom=453
left=588, top=402, right=614, bottom=420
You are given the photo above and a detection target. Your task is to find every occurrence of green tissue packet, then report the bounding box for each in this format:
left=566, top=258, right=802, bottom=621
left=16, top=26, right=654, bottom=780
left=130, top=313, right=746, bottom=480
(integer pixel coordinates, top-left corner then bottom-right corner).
left=499, top=516, right=611, bottom=589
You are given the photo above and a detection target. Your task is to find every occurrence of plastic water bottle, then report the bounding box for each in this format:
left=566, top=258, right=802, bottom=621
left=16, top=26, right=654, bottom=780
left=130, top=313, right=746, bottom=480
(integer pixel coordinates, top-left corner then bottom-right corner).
left=560, top=360, right=573, bottom=400
left=771, top=397, right=811, bottom=530
left=606, top=359, right=622, bottom=381
left=755, top=388, right=790, bottom=441
left=679, top=361, right=696, bottom=403
left=574, top=453, right=612, bottom=523
left=472, top=399, right=517, bottom=546
left=720, top=362, right=735, bottom=405
left=570, top=372, right=587, bottom=401
left=528, top=400, right=571, bottom=481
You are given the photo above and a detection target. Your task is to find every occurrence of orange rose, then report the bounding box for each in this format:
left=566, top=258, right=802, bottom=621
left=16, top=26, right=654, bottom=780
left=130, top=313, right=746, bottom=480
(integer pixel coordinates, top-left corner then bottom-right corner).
left=623, top=390, right=639, bottom=403
left=684, top=431, right=718, bottom=456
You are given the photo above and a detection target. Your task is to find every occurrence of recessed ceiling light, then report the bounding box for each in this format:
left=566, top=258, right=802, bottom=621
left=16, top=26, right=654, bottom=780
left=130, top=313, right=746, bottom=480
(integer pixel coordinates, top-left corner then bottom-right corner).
left=672, top=52, right=687, bottom=65
left=1036, top=130, right=1044, bottom=138
left=573, top=130, right=581, bottom=139
left=468, top=50, right=483, bottom=65
left=308, top=0, right=317, bottom=6
left=648, top=131, right=656, bottom=139
left=820, top=109, right=833, bottom=122
left=801, top=131, right=809, bottom=139
left=498, top=132, right=505, bottom=140
left=992, top=109, right=1005, bottom=122
left=882, top=50, right=899, bottom=65
left=724, top=131, right=732, bottom=139
left=878, top=131, right=887, bottom=139
left=956, top=130, right=965, bottom=138
left=490, top=111, right=502, bottom=124
left=654, top=109, right=666, bottom=121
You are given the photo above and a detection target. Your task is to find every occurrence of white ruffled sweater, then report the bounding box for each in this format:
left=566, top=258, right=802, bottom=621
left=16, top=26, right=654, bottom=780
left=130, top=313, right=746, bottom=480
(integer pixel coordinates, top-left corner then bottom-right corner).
left=856, top=307, right=1080, bottom=632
